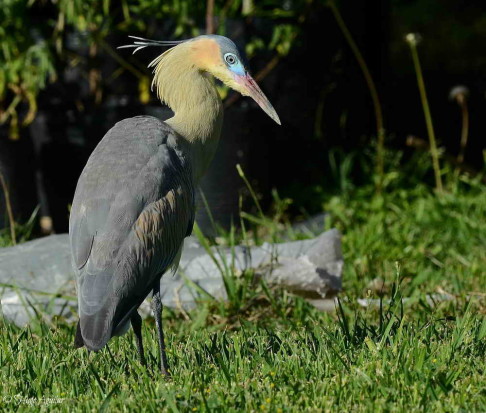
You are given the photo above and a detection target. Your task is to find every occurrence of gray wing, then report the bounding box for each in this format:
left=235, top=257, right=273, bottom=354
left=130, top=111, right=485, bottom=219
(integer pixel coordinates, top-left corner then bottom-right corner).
left=69, top=116, right=195, bottom=351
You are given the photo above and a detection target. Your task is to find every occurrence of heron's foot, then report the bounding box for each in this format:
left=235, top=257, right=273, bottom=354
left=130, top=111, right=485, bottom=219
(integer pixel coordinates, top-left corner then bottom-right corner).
left=160, top=351, right=171, bottom=377
left=161, top=366, right=171, bottom=379
left=160, top=343, right=170, bottom=377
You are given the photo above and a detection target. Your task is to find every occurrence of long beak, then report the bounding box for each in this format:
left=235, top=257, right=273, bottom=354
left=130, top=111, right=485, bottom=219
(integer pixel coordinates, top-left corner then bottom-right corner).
left=235, top=73, right=281, bottom=125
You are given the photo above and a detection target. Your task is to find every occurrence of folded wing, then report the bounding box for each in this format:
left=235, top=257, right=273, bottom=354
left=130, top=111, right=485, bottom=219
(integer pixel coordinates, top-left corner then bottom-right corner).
left=69, top=116, right=194, bottom=351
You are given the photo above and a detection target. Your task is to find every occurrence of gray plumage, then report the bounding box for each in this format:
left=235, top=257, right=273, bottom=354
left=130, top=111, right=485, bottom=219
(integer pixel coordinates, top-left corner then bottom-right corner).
left=70, top=116, right=194, bottom=351
left=70, top=34, right=279, bottom=373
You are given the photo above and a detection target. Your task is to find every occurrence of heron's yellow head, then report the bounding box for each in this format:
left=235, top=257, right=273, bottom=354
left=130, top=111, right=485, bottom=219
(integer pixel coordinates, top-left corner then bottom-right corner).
left=120, top=35, right=280, bottom=125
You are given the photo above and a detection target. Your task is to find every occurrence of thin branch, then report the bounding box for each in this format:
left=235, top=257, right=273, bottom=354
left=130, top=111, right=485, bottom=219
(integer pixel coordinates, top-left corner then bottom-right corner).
left=206, top=0, right=215, bottom=34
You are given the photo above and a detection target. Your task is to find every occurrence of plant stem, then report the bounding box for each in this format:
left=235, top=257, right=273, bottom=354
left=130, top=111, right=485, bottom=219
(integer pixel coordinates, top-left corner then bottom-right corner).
left=457, top=99, right=469, bottom=164
left=327, top=1, right=385, bottom=192
left=0, top=172, right=16, bottom=245
left=406, top=135, right=485, bottom=183
left=236, top=164, right=264, bottom=219
left=406, top=39, right=443, bottom=193
left=206, top=0, right=215, bottom=34
left=0, top=95, right=21, bottom=124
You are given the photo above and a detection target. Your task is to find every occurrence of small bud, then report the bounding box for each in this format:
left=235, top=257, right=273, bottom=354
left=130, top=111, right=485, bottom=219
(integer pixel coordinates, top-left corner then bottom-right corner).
left=405, top=33, right=422, bottom=46
left=449, top=85, right=469, bottom=105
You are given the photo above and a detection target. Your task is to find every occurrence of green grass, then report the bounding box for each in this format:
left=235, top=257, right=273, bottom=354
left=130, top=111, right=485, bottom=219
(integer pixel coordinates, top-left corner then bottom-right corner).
left=1, top=298, right=484, bottom=412
left=1, top=156, right=485, bottom=412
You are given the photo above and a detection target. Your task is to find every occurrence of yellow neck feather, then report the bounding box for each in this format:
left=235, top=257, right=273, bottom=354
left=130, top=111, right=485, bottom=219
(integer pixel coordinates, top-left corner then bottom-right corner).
left=150, top=43, right=224, bottom=180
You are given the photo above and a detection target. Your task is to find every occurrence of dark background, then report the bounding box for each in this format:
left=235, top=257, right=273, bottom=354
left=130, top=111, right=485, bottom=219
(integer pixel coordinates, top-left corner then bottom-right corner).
left=1, top=0, right=485, bottom=234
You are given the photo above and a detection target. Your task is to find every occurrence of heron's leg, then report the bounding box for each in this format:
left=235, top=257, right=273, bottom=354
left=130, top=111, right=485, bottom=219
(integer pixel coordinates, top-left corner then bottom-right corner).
left=74, top=321, right=84, bottom=348
left=131, top=312, right=146, bottom=366
left=152, top=283, right=170, bottom=376
left=106, top=344, right=116, bottom=363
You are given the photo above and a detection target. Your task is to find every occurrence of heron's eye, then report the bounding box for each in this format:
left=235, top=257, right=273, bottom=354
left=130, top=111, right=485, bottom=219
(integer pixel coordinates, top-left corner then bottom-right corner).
left=224, top=53, right=238, bottom=66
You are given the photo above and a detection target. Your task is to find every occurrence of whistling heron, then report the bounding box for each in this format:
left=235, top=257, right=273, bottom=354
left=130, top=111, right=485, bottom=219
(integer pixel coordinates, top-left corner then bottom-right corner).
left=69, top=35, right=280, bottom=375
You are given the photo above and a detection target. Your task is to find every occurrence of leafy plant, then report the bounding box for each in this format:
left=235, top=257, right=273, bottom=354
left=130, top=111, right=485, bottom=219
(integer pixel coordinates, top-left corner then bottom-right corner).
left=0, top=0, right=307, bottom=139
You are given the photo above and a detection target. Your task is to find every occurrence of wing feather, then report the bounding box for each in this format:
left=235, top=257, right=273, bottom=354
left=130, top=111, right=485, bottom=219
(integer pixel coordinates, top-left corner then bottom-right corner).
left=69, top=116, right=194, bottom=350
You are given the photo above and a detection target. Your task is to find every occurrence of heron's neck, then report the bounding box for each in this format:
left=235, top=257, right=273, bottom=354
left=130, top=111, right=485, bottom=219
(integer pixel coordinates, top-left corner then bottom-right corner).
left=165, top=73, right=223, bottom=143
left=152, top=48, right=223, bottom=181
